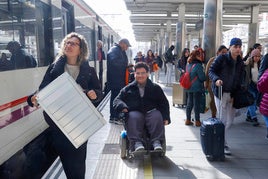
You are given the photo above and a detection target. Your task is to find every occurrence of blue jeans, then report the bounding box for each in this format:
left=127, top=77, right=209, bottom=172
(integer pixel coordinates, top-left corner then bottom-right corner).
left=186, top=91, right=201, bottom=121
left=247, top=83, right=258, bottom=119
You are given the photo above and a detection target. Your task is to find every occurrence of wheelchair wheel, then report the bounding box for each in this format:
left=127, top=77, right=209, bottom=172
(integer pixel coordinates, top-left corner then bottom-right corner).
left=119, top=131, right=128, bottom=159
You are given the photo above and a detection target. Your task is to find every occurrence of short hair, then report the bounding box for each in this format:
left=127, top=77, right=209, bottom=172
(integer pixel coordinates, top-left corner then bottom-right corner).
left=253, top=43, right=261, bottom=49
left=134, top=62, right=149, bottom=72
left=217, top=45, right=227, bottom=52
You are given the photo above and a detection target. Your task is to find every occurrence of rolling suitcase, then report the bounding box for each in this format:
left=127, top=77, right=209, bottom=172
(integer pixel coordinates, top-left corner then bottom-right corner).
left=172, top=82, right=186, bottom=108
left=200, top=86, right=225, bottom=161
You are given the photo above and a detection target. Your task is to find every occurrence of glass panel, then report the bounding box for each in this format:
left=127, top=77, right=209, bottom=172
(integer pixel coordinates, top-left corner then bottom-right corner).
left=0, top=0, right=38, bottom=71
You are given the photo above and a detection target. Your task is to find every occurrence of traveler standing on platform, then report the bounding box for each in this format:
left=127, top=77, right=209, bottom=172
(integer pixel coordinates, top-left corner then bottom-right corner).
left=154, top=52, right=162, bottom=83
left=205, top=45, right=228, bottom=118
left=184, top=48, right=206, bottom=127
left=178, top=48, right=190, bottom=76
left=97, top=40, right=105, bottom=89
left=107, top=38, right=131, bottom=124
left=113, top=62, right=170, bottom=151
left=164, top=45, right=175, bottom=86
left=145, top=49, right=155, bottom=82
left=27, top=32, right=102, bottom=179
left=134, top=51, right=145, bottom=63
left=244, top=49, right=261, bottom=126
left=209, top=37, right=245, bottom=155
left=257, top=68, right=268, bottom=140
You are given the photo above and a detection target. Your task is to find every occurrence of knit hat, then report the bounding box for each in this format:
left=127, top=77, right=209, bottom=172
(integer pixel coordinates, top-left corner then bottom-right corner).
left=229, top=38, right=242, bottom=46
left=251, top=49, right=261, bottom=58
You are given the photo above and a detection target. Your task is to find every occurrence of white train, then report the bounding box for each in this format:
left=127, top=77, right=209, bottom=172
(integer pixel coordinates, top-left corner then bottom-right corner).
left=0, top=0, right=122, bottom=177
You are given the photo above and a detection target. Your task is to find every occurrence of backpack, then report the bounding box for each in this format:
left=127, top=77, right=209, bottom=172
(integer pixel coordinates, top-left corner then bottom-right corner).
left=179, top=64, right=197, bottom=89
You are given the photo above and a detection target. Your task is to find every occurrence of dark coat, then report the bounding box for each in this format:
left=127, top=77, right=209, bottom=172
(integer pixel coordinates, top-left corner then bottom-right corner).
left=258, top=53, right=268, bottom=79
left=209, top=52, right=244, bottom=98
left=113, top=79, right=171, bottom=124
left=27, top=56, right=102, bottom=129
left=155, top=56, right=163, bottom=68
left=178, top=56, right=188, bottom=73
left=107, top=44, right=128, bottom=89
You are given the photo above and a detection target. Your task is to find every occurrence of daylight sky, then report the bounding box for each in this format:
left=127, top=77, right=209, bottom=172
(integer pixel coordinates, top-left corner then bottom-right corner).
left=85, top=0, right=136, bottom=45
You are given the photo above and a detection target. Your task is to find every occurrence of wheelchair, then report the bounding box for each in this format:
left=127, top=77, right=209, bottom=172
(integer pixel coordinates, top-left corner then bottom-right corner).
left=119, top=112, right=166, bottom=159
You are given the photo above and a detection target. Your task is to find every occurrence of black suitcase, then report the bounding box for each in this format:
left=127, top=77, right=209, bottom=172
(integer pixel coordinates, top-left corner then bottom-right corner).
left=200, top=118, right=225, bottom=161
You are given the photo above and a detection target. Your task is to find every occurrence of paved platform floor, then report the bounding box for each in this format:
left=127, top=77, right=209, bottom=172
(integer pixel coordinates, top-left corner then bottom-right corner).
left=49, top=70, right=268, bottom=179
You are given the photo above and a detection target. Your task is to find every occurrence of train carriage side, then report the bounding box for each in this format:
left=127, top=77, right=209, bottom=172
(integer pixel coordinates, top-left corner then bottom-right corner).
left=0, top=0, right=119, bottom=177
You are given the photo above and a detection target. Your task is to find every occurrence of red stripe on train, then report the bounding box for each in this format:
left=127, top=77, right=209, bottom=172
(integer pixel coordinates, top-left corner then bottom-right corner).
left=0, top=96, right=38, bottom=129
left=0, top=96, right=28, bottom=112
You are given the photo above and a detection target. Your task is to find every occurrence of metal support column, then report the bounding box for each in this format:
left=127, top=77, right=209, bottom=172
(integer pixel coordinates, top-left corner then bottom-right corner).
left=248, top=5, right=260, bottom=48
left=202, top=0, right=223, bottom=62
left=175, top=3, right=186, bottom=81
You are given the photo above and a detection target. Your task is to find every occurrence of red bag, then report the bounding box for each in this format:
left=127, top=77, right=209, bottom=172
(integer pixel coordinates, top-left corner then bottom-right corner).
left=179, top=64, right=197, bottom=89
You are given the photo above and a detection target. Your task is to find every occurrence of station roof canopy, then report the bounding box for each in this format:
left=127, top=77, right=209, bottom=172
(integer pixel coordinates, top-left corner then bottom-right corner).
left=124, top=0, right=268, bottom=42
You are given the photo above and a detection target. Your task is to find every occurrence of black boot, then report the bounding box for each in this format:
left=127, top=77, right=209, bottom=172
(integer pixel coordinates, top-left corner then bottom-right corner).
left=246, top=115, right=253, bottom=122
left=252, top=118, right=260, bottom=127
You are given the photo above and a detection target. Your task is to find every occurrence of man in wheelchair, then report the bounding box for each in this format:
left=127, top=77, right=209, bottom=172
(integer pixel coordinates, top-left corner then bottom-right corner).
left=113, top=62, right=171, bottom=152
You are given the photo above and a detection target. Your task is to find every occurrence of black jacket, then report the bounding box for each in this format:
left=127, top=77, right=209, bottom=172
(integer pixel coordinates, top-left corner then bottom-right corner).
left=113, top=79, right=171, bottom=124
left=27, top=56, right=102, bottom=128
left=258, top=53, right=268, bottom=79
left=209, top=52, right=244, bottom=98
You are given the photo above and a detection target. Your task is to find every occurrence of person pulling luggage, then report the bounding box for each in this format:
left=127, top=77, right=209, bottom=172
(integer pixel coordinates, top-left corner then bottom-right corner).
left=209, top=37, right=245, bottom=155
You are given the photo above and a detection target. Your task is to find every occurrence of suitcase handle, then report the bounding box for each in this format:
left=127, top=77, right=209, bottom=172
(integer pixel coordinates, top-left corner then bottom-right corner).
left=218, top=85, right=222, bottom=120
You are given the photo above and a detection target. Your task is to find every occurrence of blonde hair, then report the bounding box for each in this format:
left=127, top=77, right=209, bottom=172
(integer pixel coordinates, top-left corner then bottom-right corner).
left=56, top=32, right=89, bottom=65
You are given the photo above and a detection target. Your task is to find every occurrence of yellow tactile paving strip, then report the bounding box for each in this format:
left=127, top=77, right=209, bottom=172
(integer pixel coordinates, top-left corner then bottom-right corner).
left=93, top=123, right=148, bottom=179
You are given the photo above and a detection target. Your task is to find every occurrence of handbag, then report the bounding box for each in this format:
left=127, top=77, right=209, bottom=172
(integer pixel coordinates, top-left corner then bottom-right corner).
left=232, top=89, right=255, bottom=109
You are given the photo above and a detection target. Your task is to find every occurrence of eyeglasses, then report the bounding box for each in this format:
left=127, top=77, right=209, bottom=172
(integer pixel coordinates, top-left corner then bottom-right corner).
left=65, top=41, right=80, bottom=47
left=135, top=72, right=147, bottom=76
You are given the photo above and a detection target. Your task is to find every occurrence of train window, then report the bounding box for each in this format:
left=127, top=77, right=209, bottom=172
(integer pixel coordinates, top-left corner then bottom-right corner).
left=0, top=0, right=54, bottom=71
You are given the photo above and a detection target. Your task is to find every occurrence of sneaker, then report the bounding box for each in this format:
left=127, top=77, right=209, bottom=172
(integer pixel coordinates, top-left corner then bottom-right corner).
left=224, top=146, right=231, bottom=155
left=195, top=120, right=201, bottom=127
left=152, top=140, right=162, bottom=150
left=134, top=141, right=145, bottom=151
left=185, top=119, right=193, bottom=126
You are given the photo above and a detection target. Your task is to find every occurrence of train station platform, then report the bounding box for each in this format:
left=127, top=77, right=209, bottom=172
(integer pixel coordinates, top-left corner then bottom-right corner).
left=43, top=70, right=268, bottom=179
